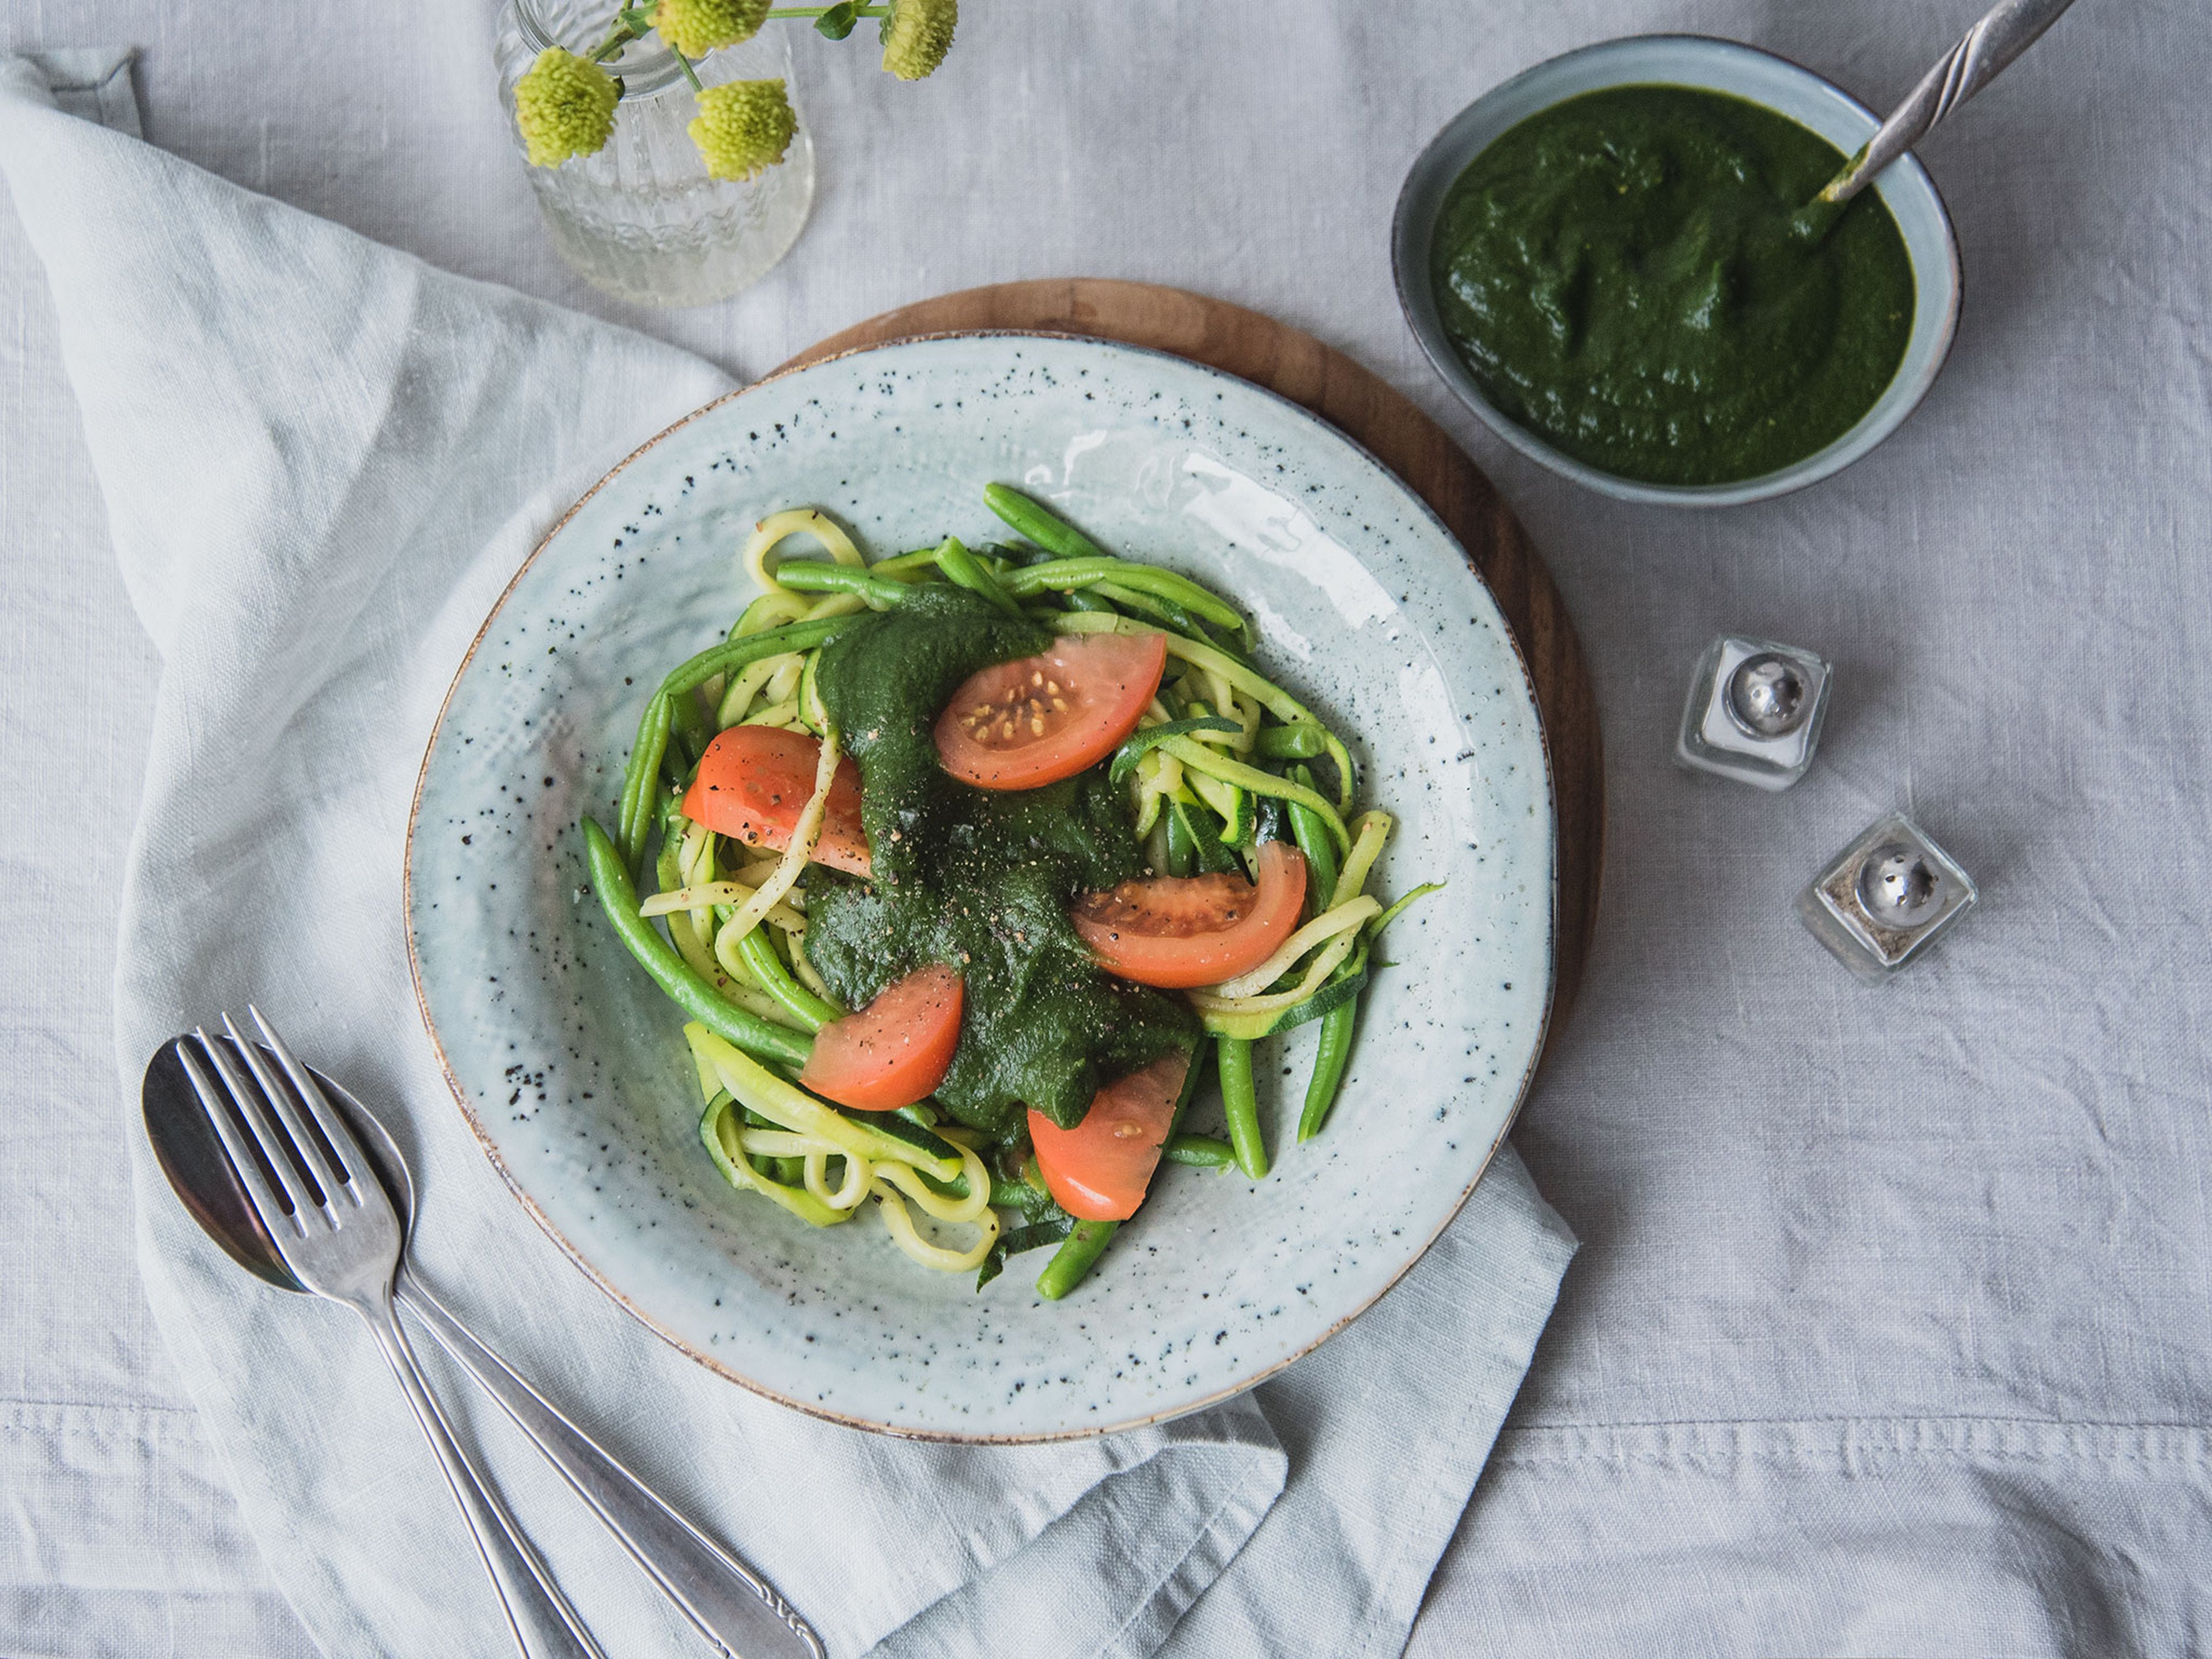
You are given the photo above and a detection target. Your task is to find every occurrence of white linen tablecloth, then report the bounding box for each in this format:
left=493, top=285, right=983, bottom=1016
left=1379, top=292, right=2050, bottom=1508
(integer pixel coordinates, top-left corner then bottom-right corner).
left=3, top=0, right=2209, bottom=1654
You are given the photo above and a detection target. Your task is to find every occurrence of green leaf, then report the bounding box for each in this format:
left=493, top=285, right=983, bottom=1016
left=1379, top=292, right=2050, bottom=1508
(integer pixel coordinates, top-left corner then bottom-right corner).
left=815, top=2, right=858, bottom=39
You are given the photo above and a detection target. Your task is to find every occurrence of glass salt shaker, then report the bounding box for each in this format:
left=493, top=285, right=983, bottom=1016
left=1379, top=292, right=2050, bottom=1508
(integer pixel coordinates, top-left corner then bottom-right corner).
left=494, top=0, right=815, bottom=308
left=1797, top=810, right=1978, bottom=980
left=1675, top=635, right=1831, bottom=790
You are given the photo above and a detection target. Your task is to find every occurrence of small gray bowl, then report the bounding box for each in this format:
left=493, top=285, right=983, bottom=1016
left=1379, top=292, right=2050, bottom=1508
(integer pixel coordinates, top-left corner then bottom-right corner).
left=1393, top=35, right=1962, bottom=507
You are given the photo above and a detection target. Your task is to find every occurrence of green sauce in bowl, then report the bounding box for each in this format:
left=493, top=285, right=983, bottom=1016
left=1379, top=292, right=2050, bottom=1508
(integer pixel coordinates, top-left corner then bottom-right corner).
left=1430, top=84, right=1915, bottom=487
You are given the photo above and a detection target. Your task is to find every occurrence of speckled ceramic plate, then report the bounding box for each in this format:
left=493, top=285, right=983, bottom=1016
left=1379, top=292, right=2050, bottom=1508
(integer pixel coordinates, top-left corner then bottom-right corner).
left=406, top=333, right=1555, bottom=1441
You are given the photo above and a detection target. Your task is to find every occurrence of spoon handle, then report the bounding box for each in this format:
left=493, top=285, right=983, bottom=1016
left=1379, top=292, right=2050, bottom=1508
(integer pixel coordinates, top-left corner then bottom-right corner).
left=1824, top=0, right=2080, bottom=203
left=359, top=1289, right=607, bottom=1659
left=396, top=1272, right=825, bottom=1659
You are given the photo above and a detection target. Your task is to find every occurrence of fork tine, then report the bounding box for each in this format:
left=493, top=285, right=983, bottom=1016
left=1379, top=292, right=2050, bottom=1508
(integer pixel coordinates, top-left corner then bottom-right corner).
left=193, top=1028, right=321, bottom=1215
left=248, top=1006, right=377, bottom=1208
left=222, top=1010, right=352, bottom=1206
left=177, top=1036, right=309, bottom=1243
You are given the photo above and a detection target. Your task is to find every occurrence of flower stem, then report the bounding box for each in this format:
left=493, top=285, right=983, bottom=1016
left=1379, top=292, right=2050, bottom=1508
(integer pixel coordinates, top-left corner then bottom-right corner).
left=586, top=7, right=658, bottom=62
left=674, top=48, right=705, bottom=92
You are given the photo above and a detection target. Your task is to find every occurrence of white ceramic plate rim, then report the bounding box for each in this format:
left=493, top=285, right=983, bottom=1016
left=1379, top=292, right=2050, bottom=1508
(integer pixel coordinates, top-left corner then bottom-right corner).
left=404, top=331, right=1559, bottom=1440
left=1392, top=33, right=1964, bottom=507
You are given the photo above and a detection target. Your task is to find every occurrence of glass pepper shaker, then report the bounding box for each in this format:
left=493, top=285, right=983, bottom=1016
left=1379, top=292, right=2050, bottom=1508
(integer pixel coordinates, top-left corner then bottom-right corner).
left=494, top=0, right=815, bottom=308
left=1796, top=810, right=1978, bottom=980
left=1675, top=635, right=1832, bottom=790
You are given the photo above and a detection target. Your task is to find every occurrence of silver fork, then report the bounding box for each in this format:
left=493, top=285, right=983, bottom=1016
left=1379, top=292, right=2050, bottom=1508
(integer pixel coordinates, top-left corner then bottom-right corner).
left=177, top=1009, right=605, bottom=1659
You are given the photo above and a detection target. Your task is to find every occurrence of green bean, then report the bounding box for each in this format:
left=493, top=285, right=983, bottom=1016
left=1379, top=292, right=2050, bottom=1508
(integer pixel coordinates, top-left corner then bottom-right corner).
left=1297, top=1000, right=1358, bottom=1142
left=983, top=482, right=1110, bottom=561
left=734, top=928, right=840, bottom=1033
left=1004, top=557, right=1246, bottom=635
left=580, top=817, right=814, bottom=1069
left=1164, top=1133, right=1236, bottom=1168
left=672, top=685, right=718, bottom=768
left=1090, top=580, right=1233, bottom=654
left=1218, top=1036, right=1267, bottom=1179
left=1286, top=763, right=1341, bottom=912
left=770, top=560, right=908, bottom=609
left=661, top=617, right=855, bottom=702
left=1256, top=722, right=1328, bottom=760
left=1060, top=588, right=1117, bottom=614
left=618, top=694, right=673, bottom=866
left=1036, top=1218, right=1119, bottom=1300
left=932, top=536, right=1024, bottom=619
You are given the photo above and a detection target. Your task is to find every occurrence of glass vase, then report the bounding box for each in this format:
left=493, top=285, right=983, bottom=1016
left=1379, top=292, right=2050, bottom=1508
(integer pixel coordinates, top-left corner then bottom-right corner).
left=495, top=0, right=815, bottom=308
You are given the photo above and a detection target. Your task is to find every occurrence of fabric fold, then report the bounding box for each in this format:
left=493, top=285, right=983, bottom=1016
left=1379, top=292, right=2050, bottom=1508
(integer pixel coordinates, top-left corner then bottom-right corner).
left=0, top=48, right=1572, bottom=1659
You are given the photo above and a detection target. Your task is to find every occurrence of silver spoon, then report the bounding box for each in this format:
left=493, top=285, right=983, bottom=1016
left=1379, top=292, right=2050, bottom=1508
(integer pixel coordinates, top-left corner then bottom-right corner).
left=142, top=1032, right=824, bottom=1659
left=1815, top=0, right=2080, bottom=209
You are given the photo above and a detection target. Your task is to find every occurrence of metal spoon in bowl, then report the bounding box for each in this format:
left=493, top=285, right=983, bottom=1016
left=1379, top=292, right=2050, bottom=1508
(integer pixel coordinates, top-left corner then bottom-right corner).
left=1794, top=0, right=2080, bottom=236
left=142, top=1033, right=823, bottom=1659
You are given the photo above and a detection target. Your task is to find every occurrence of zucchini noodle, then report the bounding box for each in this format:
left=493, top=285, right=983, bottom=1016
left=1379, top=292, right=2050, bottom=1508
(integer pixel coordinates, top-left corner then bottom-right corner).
left=874, top=1141, right=994, bottom=1224
left=806, top=1149, right=870, bottom=1209
left=676, top=819, right=715, bottom=938
left=737, top=1128, right=833, bottom=1158
left=1335, top=811, right=1393, bottom=903
left=640, top=881, right=807, bottom=933
left=715, top=650, right=802, bottom=726
left=700, top=1097, right=853, bottom=1227
left=874, top=1179, right=1000, bottom=1272
left=733, top=853, right=789, bottom=889
left=741, top=697, right=802, bottom=729
left=714, top=724, right=839, bottom=951
left=688, top=1025, right=960, bottom=1180
left=743, top=507, right=865, bottom=594
left=1188, top=931, right=1359, bottom=1016
left=1130, top=745, right=1180, bottom=837
left=787, top=928, right=835, bottom=1000
left=733, top=590, right=811, bottom=637
left=1213, top=895, right=1381, bottom=1000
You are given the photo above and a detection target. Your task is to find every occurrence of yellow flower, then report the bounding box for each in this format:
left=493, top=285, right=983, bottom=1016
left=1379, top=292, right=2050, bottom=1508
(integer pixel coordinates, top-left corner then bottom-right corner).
left=513, top=47, right=620, bottom=168
left=654, top=0, right=772, bottom=58
left=880, top=0, right=957, bottom=79
left=689, top=79, right=797, bottom=181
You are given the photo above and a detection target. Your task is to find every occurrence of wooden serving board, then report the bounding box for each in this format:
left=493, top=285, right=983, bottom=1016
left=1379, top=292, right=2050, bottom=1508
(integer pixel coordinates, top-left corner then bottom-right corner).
left=779, top=279, right=1603, bottom=1043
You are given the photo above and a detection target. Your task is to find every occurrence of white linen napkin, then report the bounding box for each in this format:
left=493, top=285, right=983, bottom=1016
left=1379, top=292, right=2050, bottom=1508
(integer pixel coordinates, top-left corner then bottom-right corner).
left=0, top=50, right=1577, bottom=1659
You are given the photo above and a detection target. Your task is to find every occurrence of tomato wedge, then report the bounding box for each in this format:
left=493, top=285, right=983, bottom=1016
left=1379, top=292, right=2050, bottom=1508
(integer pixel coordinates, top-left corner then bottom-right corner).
left=1028, top=1051, right=1190, bottom=1221
left=935, top=632, right=1167, bottom=790
left=798, top=964, right=964, bottom=1111
left=683, top=726, right=871, bottom=876
left=1071, top=840, right=1308, bottom=989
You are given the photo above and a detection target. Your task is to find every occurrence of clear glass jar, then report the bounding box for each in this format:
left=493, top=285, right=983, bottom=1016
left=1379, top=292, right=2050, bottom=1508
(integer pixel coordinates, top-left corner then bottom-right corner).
left=495, top=0, right=815, bottom=308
